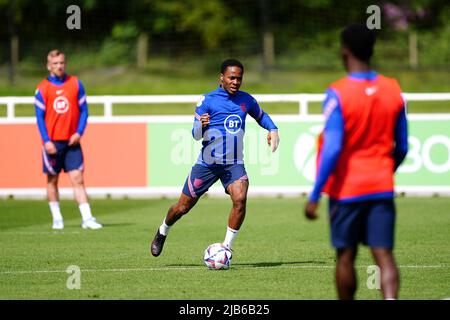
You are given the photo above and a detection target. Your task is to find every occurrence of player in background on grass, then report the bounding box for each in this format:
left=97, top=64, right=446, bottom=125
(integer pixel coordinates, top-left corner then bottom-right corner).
left=151, top=59, right=280, bottom=257
left=34, top=49, right=102, bottom=230
left=304, top=24, right=408, bottom=299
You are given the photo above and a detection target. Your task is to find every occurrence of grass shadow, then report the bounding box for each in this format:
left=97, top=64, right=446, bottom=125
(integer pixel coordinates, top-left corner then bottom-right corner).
left=99, top=223, right=137, bottom=228
left=234, top=261, right=328, bottom=267
left=165, top=260, right=328, bottom=268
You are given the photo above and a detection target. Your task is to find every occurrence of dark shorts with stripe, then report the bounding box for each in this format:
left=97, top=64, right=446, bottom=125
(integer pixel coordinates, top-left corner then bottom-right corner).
left=42, top=141, right=84, bottom=175
left=182, top=164, right=248, bottom=198
left=328, top=198, right=396, bottom=249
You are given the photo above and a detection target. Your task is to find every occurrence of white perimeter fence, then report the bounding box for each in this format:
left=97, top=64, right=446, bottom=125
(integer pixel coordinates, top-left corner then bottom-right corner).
left=1, top=93, right=450, bottom=119
left=0, top=93, right=449, bottom=199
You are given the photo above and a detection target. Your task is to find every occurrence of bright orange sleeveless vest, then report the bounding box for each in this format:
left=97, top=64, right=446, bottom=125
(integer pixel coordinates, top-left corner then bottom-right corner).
left=37, top=76, right=80, bottom=141
left=318, top=74, right=404, bottom=200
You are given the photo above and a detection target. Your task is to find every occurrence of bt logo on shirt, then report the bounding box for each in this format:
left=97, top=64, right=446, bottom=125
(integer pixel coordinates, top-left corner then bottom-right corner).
left=53, top=96, right=70, bottom=114
left=224, top=114, right=242, bottom=134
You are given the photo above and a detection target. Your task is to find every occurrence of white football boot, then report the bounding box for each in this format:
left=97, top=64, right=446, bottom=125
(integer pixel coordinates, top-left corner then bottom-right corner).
left=52, top=220, right=64, bottom=230
left=81, top=217, right=103, bottom=230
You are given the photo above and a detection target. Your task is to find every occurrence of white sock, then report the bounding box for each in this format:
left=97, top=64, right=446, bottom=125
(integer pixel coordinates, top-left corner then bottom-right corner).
left=159, top=220, right=171, bottom=236
left=79, top=203, right=93, bottom=221
left=223, top=226, right=239, bottom=249
left=49, top=202, right=63, bottom=221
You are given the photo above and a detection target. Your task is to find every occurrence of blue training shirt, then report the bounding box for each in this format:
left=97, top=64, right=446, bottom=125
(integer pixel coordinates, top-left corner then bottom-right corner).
left=192, top=86, right=278, bottom=166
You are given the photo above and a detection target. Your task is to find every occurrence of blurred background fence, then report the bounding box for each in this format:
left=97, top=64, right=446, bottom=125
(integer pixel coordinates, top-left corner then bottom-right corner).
left=0, top=0, right=449, bottom=198
left=1, top=0, right=449, bottom=83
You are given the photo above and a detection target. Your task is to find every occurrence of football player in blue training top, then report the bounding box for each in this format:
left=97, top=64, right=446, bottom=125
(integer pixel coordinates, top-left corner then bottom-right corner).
left=151, top=59, right=280, bottom=257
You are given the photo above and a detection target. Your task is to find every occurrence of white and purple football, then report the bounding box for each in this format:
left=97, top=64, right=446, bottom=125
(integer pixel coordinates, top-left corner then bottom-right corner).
left=203, top=243, right=232, bottom=270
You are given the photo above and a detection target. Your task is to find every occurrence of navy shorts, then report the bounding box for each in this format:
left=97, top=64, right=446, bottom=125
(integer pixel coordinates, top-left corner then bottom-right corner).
left=42, top=141, right=84, bottom=175
left=328, top=198, right=396, bottom=249
left=182, top=164, right=248, bottom=198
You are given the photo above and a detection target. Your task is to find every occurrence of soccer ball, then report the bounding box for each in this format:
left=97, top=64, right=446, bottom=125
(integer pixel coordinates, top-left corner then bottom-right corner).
left=203, top=243, right=232, bottom=270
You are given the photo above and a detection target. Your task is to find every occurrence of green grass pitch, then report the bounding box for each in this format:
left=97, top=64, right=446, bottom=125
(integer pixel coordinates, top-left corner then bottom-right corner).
left=0, top=197, right=449, bottom=299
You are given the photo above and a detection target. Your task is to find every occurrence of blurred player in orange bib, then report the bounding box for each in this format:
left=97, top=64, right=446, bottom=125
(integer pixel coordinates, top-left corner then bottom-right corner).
left=305, top=25, right=408, bottom=300
left=34, top=50, right=102, bottom=230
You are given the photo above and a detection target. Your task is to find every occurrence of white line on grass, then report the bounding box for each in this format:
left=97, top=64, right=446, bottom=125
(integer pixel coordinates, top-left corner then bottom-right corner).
left=0, top=231, right=82, bottom=235
left=0, top=264, right=449, bottom=275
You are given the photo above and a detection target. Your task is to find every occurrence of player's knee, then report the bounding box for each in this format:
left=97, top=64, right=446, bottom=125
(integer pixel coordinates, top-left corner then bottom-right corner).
left=177, top=203, right=191, bottom=216
left=47, top=174, right=59, bottom=185
left=69, top=172, right=84, bottom=186
left=337, top=249, right=357, bottom=264
left=232, top=195, right=247, bottom=211
left=72, top=177, right=84, bottom=187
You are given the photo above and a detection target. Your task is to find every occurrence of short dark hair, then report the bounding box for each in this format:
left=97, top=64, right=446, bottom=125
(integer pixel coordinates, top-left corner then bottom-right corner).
left=340, top=24, right=376, bottom=62
left=221, top=59, right=244, bottom=74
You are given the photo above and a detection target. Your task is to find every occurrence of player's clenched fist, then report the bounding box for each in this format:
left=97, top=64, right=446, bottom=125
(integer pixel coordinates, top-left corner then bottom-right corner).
left=68, top=133, right=81, bottom=146
left=304, top=201, right=319, bottom=220
left=44, top=141, right=57, bottom=155
left=201, top=113, right=210, bottom=128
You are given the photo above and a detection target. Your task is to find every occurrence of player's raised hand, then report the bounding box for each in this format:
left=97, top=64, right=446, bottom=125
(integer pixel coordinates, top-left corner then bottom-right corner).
left=44, top=141, right=57, bottom=155
left=267, top=130, right=280, bottom=152
left=304, top=201, right=319, bottom=220
left=201, top=113, right=210, bottom=128
left=68, top=133, right=81, bottom=146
